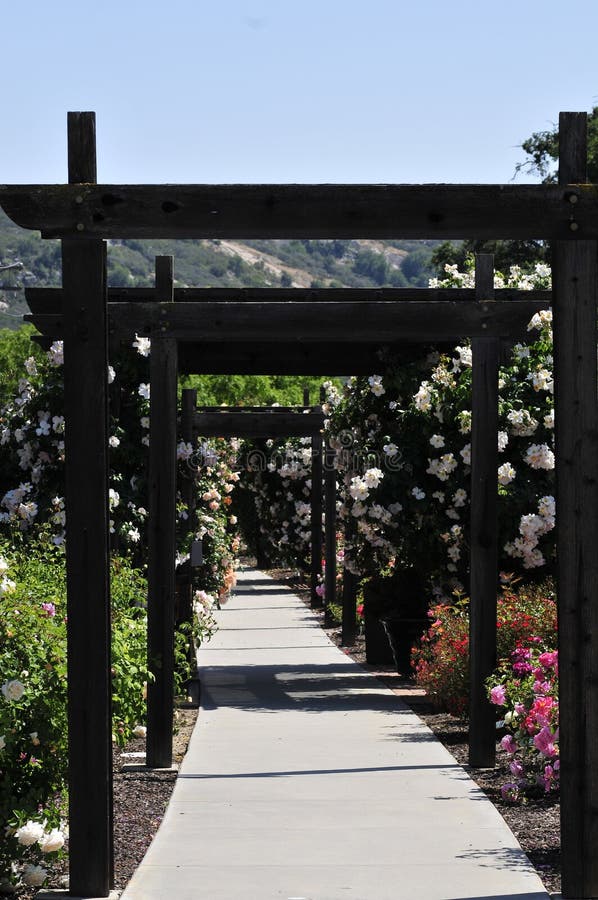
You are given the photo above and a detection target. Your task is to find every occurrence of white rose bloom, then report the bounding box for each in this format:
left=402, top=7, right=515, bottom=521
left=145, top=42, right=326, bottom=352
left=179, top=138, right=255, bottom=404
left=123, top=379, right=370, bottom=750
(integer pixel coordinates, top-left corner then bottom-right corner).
left=452, top=489, right=467, bottom=508
left=138, top=383, right=150, bottom=400
left=133, top=724, right=147, bottom=738
left=524, top=443, right=555, bottom=470
left=363, top=467, right=384, bottom=489
left=109, top=436, right=120, bottom=448
left=411, top=487, right=425, bottom=500
left=133, top=333, right=151, bottom=356
left=368, top=375, right=385, bottom=396
left=48, top=341, right=64, bottom=366
left=107, top=365, right=116, bottom=384
left=24, top=356, right=38, bottom=376
left=2, top=679, right=25, bottom=701
left=497, top=431, right=509, bottom=452
left=22, top=864, right=47, bottom=887
left=460, top=444, right=471, bottom=466
left=498, top=463, right=516, bottom=485
left=429, top=434, right=445, bottom=448
left=15, top=820, right=45, bottom=846
left=39, top=828, right=65, bottom=854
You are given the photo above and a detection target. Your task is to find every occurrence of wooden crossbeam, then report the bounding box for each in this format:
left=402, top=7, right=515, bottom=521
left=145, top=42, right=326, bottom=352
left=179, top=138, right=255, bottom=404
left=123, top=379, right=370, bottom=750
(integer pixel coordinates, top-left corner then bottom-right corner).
left=24, top=286, right=552, bottom=311
left=26, top=298, right=550, bottom=344
left=1, top=183, right=595, bottom=239
left=194, top=408, right=324, bottom=438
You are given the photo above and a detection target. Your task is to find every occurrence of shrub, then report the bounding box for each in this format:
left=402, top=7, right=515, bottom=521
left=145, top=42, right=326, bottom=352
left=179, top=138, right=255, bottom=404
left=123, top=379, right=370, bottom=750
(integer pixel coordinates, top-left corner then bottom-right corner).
left=0, top=544, right=158, bottom=889
left=412, top=578, right=557, bottom=716
left=488, top=644, right=559, bottom=799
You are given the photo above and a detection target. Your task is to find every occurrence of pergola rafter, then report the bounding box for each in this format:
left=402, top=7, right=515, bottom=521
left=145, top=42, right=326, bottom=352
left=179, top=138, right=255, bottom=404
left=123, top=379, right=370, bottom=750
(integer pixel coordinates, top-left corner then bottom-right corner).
left=2, top=110, right=596, bottom=900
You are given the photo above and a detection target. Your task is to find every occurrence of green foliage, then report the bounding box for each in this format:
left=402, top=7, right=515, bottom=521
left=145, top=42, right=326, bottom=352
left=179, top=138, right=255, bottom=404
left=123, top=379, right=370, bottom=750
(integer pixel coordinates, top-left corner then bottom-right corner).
left=0, top=544, right=156, bottom=884
left=0, top=326, right=44, bottom=405
left=180, top=372, right=337, bottom=407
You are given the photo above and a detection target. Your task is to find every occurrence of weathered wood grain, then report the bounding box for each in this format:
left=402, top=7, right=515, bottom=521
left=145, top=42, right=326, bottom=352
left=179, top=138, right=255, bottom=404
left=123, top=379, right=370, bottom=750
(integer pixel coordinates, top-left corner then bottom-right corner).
left=62, top=112, right=112, bottom=899
left=554, top=112, right=598, bottom=899
left=324, top=442, right=337, bottom=619
left=194, top=408, right=324, bottom=438
left=468, top=255, right=499, bottom=768
left=24, top=285, right=553, bottom=311
left=311, top=433, right=324, bottom=608
left=1, top=183, right=596, bottom=239
left=146, top=336, right=178, bottom=769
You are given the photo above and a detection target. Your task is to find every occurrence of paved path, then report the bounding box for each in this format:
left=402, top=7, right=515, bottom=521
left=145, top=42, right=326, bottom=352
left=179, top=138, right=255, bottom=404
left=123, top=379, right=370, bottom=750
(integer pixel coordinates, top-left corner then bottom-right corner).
left=122, top=567, right=550, bottom=900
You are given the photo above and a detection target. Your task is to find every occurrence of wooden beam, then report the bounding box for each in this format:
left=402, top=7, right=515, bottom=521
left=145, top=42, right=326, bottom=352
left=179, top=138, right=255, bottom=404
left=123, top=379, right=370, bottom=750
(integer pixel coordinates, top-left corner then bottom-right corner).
left=63, top=112, right=113, bottom=898
left=105, top=300, right=550, bottom=343
left=146, top=326, right=178, bottom=767
left=181, top=388, right=198, bottom=534
left=179, top=388, right=197, bottom=674
left=468, top=255, right=499, bottom=768
left=193, top=409, right=324, bottom=438
left=1, top=182, right=596, bottom=240
left=341, top=516, right=359, bottom=646
left=177, top=342, right=453, bottom=376
left=311, top=432, right=324, bottom=608
left=324, top=441, right=337, bottom=622
left=553, top=112, right=598, bottom=899
left=25, top=285, right=553, bottom=311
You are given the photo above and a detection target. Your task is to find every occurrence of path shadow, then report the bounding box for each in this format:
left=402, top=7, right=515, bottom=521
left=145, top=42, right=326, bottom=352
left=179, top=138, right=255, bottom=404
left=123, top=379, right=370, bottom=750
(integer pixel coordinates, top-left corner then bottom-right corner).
left=200, top=662, right=421, bottom=715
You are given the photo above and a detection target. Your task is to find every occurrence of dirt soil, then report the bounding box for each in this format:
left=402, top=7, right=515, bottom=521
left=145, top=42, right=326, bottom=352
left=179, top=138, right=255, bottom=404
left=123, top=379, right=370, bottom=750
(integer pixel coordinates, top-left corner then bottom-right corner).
left=14, top=566, right=559, bottom=897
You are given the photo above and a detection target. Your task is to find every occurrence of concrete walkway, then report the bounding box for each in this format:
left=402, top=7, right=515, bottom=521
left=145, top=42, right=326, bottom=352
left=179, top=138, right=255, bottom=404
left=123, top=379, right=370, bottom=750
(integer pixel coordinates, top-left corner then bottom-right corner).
left=122, top=567, right=550, bottom=900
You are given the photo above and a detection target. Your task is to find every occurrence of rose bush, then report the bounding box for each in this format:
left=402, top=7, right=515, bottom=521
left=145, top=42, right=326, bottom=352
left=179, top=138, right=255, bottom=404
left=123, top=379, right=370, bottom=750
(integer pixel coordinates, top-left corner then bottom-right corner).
left=488, top=644, right=559, bottom=800
left=324, top=262, right=555, bottom=594
left=0, top=541, right=160, bottom=889
left=412, top=577, right=557, bottom=716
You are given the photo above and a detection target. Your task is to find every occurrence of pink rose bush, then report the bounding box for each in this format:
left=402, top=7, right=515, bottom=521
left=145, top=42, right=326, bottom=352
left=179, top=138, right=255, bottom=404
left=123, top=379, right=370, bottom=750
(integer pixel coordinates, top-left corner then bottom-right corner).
left=488, top=643, right=559, bottom=798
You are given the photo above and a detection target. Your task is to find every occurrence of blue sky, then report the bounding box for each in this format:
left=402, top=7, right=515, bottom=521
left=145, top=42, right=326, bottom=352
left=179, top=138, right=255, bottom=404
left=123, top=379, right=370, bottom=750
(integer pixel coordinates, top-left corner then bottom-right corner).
left=2, top=0, right=598, bottom=185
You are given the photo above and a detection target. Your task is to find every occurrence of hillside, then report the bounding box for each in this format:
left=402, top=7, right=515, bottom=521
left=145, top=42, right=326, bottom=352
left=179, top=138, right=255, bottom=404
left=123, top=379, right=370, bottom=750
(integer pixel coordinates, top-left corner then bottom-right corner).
left=0, top=208, right=438, bottom=329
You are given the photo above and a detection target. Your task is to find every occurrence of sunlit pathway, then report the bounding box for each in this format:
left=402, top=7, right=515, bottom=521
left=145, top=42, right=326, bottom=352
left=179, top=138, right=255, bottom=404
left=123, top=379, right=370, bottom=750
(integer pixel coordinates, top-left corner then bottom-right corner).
left=122, top=566, right=549, bottom=900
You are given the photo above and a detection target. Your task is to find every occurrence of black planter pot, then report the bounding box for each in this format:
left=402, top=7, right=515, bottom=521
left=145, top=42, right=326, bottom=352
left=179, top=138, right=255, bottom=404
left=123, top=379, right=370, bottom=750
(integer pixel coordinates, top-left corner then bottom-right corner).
left=364, top=611, right=395, bottom=665
left=363, top=569, right=428, bottom=673
left=381, top=616, right=428, bottom=675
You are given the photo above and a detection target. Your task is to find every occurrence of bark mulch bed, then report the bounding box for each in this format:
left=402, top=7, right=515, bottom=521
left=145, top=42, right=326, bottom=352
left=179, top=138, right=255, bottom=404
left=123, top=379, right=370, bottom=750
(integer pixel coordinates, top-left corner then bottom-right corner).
left=13, top=565, right=559, bottom=897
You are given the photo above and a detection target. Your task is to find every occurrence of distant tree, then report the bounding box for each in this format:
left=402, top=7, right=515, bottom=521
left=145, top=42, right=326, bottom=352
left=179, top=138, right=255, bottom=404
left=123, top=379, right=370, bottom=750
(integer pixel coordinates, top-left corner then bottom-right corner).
left=400, top=247, right=434, bottom=286
left=352, top=249, right=389, bottom=285
left=279, top=271, right=292, bottom=288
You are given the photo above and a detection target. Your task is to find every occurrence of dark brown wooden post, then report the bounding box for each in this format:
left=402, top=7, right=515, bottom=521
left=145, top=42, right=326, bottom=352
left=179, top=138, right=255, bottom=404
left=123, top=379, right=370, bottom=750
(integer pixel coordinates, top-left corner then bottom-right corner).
left=311, top=428, right=324, bottom=608
left=468, top=253, right=499, bottom=768
left=553, top=112, right=598, bottom=899
left=180, top=388, right=197, bottom=672
left=63, top=112, right=113, bottom=897
left=341, top=515, right=358, bottom=646
left=303, top=386, right=310, bottom=407
left=181, top=388, right=197, bottom=532
left=324, top=439, right=337, bottom=623
left=146, top=256, right=178, bottom=769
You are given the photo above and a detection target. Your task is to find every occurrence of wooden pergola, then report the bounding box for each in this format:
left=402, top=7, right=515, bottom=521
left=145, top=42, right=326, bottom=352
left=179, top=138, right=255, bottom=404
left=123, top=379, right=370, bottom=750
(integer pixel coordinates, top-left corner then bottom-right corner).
left=2, top=111, right=596, bottom=898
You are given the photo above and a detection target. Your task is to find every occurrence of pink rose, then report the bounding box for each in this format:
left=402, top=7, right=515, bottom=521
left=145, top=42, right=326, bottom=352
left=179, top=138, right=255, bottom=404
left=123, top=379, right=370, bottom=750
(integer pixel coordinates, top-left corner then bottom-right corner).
left=490, top=684, right=507, bottom=706
left=533, top=726, right=558, bottom=758
left=500, top=734, right=517, bottom=754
